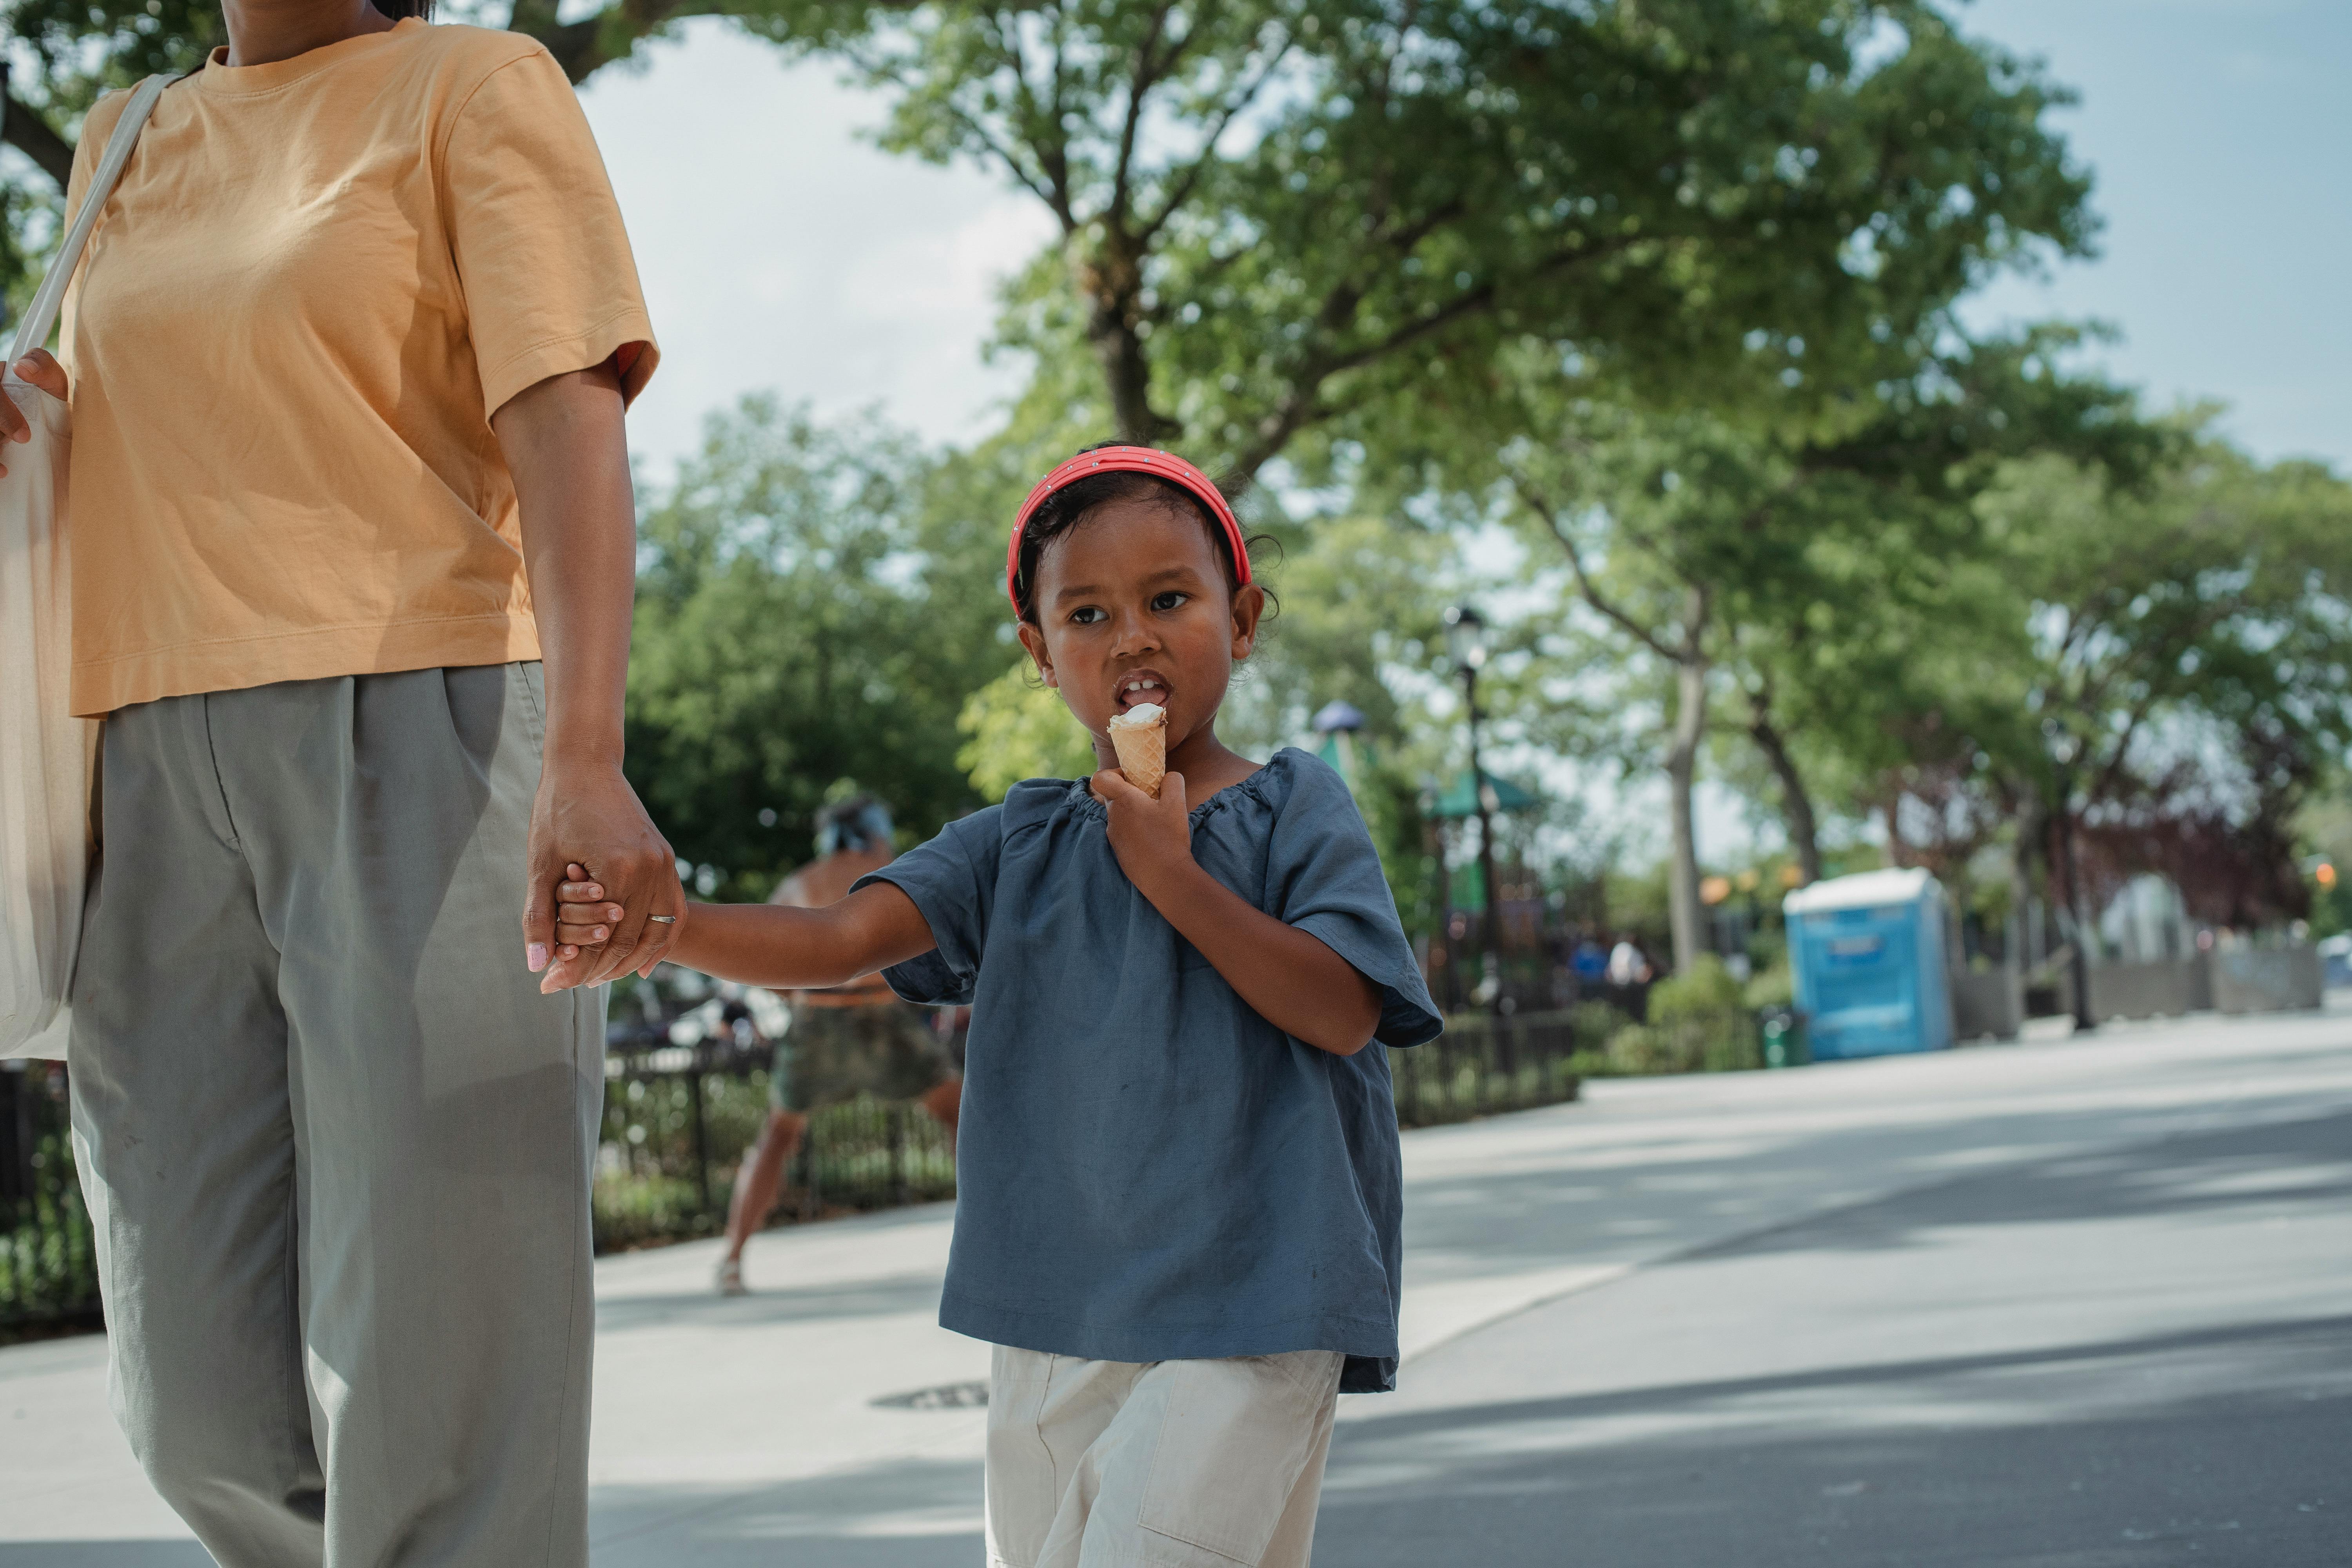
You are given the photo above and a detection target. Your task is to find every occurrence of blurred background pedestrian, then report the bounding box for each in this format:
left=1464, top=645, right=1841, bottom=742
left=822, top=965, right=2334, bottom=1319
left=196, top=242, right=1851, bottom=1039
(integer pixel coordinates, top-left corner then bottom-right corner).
left=716, top=793, right=960, bottom=1294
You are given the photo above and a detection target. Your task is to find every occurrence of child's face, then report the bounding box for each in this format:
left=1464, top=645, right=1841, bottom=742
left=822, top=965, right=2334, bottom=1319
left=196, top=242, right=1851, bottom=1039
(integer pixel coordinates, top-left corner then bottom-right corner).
left=1016, top=497, right=1265, bottom=755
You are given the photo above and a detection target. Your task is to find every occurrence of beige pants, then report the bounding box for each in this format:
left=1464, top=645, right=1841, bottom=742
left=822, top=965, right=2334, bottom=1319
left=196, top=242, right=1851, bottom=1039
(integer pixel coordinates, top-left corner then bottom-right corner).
left=985, top=1345, right=1346, bottom=1568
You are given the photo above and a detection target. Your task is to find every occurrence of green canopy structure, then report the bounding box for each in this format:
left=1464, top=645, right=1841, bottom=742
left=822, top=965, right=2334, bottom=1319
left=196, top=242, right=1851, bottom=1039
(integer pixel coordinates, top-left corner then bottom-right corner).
left=1430, top=768, right=1541, bottom=820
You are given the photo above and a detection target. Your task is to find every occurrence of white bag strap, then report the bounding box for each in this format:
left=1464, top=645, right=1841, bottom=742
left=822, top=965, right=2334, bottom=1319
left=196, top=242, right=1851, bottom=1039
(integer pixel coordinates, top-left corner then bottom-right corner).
left=9, top=73, right=171, bottom=364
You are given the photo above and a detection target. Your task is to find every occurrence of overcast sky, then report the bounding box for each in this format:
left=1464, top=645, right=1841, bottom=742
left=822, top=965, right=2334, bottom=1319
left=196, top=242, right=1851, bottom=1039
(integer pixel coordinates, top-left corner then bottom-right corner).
left=581, top=1, right=2352, bottom=486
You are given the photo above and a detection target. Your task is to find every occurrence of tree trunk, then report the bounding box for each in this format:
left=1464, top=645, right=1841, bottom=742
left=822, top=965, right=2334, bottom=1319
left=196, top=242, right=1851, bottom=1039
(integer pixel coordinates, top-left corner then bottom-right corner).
left=2, top=68, right=76, bottom=191
left=1666, top=648, right=1708, bottom=975
left=2009, top=794, right=2046, bottom=968
left=1075, top=236, right=1176, bottom=445
left=1748, top=710, right=1821, bottom=887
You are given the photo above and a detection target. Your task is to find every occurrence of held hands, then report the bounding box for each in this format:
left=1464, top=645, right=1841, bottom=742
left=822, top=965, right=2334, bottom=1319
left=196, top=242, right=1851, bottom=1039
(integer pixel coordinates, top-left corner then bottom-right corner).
left=524, top=761, right=684, bottom=993
left=546, top=863, right=691, bottom=993
left=1090, top=768, right=1201, bottom=900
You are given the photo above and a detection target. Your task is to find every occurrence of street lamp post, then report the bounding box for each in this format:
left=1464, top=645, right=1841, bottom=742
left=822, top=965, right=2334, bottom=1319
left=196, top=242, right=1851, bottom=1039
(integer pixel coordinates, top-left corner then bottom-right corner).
left=1445, top=605, right=1502, bottom=1014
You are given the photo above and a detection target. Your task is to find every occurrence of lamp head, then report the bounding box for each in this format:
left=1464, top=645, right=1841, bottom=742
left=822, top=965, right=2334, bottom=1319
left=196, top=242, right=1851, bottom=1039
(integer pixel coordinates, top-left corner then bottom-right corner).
left=1443, top=604, right=1489, bottom=672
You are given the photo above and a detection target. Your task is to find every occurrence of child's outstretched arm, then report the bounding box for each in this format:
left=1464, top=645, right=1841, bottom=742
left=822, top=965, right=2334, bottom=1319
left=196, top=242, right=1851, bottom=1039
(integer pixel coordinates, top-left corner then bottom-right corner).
left=545, top=866, right=936, bottom=994
left=1091, top=771, right=1382, bottom=1056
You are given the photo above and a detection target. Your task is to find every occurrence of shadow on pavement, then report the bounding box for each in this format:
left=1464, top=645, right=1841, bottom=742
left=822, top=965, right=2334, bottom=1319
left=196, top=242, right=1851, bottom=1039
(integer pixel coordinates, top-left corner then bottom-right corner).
left=594, top=1270, right=944, bottom=1332
left=592, top=1454, right=982, bottom=1567
left=1399, top=1098, right=2352, bottom=1279
left=1320, top=1378, right=2349, bottom=1568
left=1336, top=1312, right=2352, bottom=1445
left=1321, top=1109, right=2352, bottom=1568
left=1681, top=1108, right=2352, bottom=1262
left=0, top=1548, right=211, bottom=1566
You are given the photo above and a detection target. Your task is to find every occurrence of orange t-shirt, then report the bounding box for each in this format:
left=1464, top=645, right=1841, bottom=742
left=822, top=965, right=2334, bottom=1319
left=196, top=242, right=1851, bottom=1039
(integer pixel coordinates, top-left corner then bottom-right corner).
left=60, top=20, right=658, bottom=716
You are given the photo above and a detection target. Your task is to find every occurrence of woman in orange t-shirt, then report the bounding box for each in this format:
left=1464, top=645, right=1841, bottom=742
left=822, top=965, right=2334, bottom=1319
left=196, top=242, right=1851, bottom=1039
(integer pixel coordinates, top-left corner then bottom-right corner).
left=0, top=1, right=673, bottom=1560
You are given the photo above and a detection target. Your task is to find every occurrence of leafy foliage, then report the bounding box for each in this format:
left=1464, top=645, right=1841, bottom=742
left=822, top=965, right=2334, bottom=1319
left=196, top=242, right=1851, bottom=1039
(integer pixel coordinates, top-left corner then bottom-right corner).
left=843, top=0, right=2094, bottom=487
left=624, top=397, right=993, bottom=898
left=955, top=661, right=1098, bottom=800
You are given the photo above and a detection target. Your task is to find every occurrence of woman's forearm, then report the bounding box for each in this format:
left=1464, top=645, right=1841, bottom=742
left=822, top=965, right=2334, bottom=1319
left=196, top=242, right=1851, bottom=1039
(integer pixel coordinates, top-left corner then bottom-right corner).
left=496, top=362, right=635, bottom=769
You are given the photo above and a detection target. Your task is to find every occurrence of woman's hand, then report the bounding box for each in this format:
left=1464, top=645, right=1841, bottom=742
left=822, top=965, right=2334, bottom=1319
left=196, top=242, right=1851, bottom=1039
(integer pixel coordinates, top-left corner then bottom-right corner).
left=1090, top=768, right=1200, bottom=900
left=0, top=351, right=68, bottom=477
left=524, top=760, right=683, bottom=992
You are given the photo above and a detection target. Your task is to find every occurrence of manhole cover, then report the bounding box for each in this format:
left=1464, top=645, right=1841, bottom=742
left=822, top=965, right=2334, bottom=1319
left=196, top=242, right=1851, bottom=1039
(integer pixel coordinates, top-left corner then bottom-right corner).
left=872, top=1380, right=990, bottom=1410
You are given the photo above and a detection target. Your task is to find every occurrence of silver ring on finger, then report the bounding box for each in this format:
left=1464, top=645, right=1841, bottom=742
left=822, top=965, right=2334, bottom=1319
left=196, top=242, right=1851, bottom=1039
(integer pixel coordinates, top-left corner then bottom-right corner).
left=646, top=914, right=678, bottom=925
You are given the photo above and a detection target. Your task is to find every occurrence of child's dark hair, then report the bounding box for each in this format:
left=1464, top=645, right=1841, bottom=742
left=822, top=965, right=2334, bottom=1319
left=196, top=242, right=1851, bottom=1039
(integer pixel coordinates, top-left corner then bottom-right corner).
left=1012, top=444, right=1277, bottom=624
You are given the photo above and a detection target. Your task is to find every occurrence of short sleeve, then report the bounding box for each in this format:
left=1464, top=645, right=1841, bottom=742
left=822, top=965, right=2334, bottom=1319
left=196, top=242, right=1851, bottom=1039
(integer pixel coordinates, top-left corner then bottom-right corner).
left=1267, top=756, right=1444, bottom=1049
left=441, top=47, right=658, bottom=415
left=853, top=808, right=1005, bottom=1007
left=56, top=88, right=132, bottom=373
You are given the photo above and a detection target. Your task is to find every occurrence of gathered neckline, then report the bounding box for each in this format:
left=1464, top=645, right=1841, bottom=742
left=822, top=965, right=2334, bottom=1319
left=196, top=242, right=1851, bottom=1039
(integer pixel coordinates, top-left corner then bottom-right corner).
left=1064, top=747, right=1297, bottom=826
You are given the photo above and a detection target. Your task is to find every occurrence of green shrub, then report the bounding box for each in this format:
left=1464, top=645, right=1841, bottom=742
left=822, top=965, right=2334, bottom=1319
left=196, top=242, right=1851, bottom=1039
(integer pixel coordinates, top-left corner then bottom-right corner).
left=1605, top=1022, right=1700, bottom=1076
left=1602, top=959, right=1764, bottom=1077
left=1648, top=955, right=1746, bottom=1020
left=1743, top=961, right=1795, bottom=1011
left=1568, top=1001, right=1630, bottom=1053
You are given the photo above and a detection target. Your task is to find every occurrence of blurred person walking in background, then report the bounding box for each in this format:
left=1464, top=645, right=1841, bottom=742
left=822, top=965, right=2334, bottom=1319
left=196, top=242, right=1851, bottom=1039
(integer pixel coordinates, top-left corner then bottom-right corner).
left=16, top=0, right=676, bottom=1561
left=716, top=793, right=961, bottom=1295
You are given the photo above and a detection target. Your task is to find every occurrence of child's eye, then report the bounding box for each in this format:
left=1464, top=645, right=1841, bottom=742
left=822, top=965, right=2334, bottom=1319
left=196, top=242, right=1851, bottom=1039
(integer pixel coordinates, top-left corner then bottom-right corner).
left=1068, top=606, right=1107, bottom=626
left=1151, top=591, right=1189, bottom=612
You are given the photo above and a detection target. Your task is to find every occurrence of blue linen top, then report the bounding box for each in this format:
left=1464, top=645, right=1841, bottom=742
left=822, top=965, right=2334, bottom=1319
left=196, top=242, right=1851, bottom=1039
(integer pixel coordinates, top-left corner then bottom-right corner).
left=856, top=748, right=1443, bottom=1393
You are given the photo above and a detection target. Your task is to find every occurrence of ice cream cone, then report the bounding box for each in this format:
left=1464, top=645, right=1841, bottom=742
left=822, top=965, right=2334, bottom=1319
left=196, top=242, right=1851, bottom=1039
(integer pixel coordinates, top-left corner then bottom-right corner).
left=1107, top=704, right=1167, bottom=797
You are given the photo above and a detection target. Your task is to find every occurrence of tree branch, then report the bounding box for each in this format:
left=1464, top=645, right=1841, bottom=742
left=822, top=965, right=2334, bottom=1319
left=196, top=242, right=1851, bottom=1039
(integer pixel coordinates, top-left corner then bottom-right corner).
left=1003, top=13, right=1078, bottom=228
left=1514, top=475, right=1681, bottom=663
left=1133, top=32, right=1296, bottom=248
left=1108, top=2, right=1178, bottom=229
left=2, top=86, right=78, bottom=190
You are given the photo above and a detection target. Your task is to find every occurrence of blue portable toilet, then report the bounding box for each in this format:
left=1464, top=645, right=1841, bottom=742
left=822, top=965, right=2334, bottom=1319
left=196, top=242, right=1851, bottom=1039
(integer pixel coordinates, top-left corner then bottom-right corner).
left=1784, top=868, right=1955, bottom=1060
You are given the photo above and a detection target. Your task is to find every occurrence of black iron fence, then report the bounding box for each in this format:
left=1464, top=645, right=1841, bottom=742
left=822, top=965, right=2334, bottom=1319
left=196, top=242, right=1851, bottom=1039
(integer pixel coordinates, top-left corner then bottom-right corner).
left=594, top=1026, right=955, bottom=1253
left=1, top=1060, right=100, bottom=1342
left=1390, top=1008, right=1604, bottom=1127
left=5, top=1005, right=1625, bottom=1334
left=593, top=1007, right=1610, bottom=1247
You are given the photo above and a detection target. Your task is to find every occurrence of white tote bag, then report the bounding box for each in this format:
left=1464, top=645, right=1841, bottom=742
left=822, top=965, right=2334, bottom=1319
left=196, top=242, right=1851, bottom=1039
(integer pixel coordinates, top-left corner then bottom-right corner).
left=0, top=75, right=168, bottom=1059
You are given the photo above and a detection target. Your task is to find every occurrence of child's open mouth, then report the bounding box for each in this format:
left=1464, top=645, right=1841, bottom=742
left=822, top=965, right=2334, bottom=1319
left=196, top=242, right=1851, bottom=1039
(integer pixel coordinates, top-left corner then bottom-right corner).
left=1114, top=671, right=1171, bottom=713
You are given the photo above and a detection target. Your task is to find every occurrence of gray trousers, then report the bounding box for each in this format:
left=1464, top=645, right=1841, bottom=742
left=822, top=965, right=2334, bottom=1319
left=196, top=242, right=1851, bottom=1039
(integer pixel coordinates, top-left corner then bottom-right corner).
left=68, top=664, right=605, bottom=1567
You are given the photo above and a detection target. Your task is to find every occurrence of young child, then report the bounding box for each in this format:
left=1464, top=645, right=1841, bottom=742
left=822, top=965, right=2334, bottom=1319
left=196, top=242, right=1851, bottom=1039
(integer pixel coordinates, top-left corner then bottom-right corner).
left=550, top=444, right=1441, bottom=1567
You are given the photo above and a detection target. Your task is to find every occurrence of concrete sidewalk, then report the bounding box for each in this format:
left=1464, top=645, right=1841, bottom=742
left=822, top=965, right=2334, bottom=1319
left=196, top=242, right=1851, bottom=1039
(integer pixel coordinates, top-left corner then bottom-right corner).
left=4, top=1009, right=2349, bottom=1564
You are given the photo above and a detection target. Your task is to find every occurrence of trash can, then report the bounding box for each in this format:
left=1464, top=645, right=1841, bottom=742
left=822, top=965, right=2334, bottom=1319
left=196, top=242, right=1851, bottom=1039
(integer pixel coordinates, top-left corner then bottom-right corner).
left=1759, top=1006, right=1809, bottom=1068
left=1783, top=868, right=1955, bottom=1060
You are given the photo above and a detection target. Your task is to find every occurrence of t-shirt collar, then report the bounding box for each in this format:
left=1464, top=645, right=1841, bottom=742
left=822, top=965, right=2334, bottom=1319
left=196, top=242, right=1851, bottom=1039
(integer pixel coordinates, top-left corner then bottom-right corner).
left=198, top=16, right=421, bottom=96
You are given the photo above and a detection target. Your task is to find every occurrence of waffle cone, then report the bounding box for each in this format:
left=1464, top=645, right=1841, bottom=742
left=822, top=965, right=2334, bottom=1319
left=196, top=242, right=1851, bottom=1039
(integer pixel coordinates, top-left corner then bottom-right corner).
left=1110, top=717, right=1167, bottom=798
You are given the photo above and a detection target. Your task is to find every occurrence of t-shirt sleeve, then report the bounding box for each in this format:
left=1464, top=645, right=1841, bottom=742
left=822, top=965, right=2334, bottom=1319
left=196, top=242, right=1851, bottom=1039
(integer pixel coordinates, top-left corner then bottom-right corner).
left=1266, top=757, right=1445, bottom=1049
left=56, top=88, right=130, bottom=373
left=852, top=809, right=1005, bottom=1007
left=441, top=45, right=658, bottom=415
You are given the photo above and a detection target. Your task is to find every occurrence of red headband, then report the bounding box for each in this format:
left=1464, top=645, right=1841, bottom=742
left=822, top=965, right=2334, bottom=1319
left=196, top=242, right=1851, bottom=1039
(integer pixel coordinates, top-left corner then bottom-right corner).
left=1006, top=446, right=1250, bottom=611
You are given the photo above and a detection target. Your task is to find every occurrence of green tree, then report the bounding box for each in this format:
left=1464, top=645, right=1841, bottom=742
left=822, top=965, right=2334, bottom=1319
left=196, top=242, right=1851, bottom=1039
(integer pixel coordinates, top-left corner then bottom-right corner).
left=1971, top=434, right=2352, bottom=937
left=625, top=396, right=996, bottom=898
left=955, top=661, right=1096, bottom=799
left=1750, top=426, right=2352, bottom=948
left=1496, top=330, right=2144, bottom=970
left=848, top=0, right=2091, bottom=488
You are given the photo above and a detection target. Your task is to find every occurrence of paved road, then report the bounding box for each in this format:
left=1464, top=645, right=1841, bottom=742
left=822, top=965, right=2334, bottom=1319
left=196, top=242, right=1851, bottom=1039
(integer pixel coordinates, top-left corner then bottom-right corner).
left=4, top=1009, right=2347, bottom=1566
left=1321, top=1095, right=2352, bottom=1567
